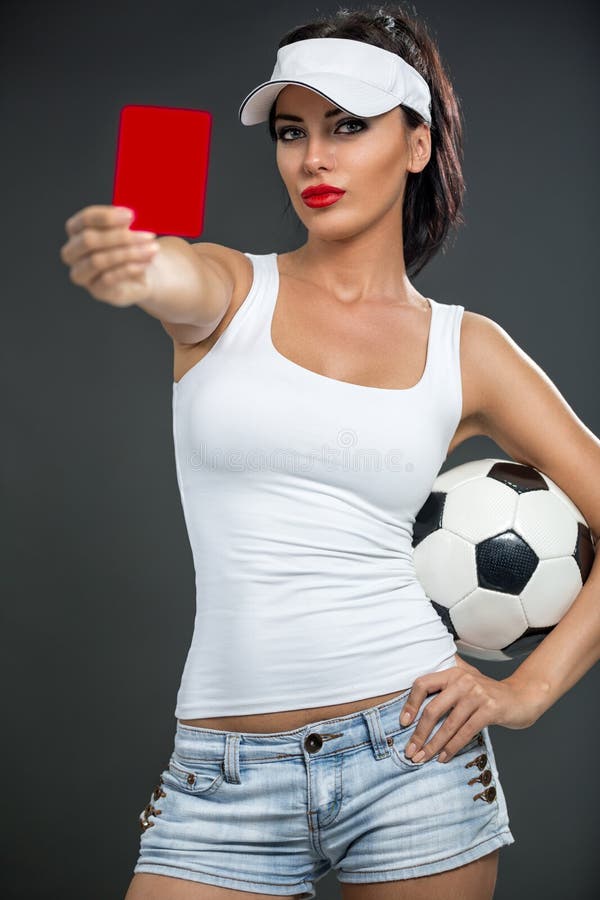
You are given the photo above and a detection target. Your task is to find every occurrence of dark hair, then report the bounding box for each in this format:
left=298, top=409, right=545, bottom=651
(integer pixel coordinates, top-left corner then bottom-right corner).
left=268, top=3, right=465, bottom=278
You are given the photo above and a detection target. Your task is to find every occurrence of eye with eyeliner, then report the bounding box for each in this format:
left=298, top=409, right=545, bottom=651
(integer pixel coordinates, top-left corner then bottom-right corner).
left=276, top=118, right=367, bottom=141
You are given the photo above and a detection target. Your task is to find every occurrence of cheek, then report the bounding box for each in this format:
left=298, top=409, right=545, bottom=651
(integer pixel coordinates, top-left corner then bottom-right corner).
left=352, top=146, right=403, bottom=190
left=371, top=160, right=407, bottom=207
left=276, top=152, right=298, bottom=186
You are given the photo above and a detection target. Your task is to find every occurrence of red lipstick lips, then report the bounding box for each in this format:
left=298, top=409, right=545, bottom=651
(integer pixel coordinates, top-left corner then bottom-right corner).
left=301, top=183, right=346, bottom=208
left=301, top=183, right=345, bottom=198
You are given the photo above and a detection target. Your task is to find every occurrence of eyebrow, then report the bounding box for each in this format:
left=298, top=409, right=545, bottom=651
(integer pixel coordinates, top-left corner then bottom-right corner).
left=273, top=107, right=345, bottom=123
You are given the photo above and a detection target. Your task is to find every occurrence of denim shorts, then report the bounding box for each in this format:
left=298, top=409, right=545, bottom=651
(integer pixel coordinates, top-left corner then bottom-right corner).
left=134, top=686, right=515, bottom=897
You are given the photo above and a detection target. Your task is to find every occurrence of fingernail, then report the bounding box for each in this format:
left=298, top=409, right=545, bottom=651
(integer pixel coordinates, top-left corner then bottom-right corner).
left=413, top=749, right=425, bottom=762
left=438, top=752, right=448, bottom=762
left=400, top=711, right=411, bottom=725
left=406, top=741, right=416, bottom=757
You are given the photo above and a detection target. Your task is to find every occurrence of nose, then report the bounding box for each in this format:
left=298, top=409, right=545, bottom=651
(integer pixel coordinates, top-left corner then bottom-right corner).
left=302, top=135, right=336, bottom=175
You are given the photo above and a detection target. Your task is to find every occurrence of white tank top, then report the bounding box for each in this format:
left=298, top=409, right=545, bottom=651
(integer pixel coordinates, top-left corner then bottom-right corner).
left=172, top=251, right=463, bottom=718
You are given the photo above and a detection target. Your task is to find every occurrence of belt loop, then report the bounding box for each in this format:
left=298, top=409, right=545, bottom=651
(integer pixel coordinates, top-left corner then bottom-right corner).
left=362, top=707, right=390, bottom=760
left=222, top=733, right=242, bottom=783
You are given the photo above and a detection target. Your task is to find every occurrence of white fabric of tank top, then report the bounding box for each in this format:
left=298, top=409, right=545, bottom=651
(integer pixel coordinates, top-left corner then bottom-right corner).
left=172, top=251, right=464, bottom=718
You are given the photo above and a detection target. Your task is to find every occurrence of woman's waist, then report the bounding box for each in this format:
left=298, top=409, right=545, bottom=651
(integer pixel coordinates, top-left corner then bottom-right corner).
left=178, top=684, right=412, bottom=734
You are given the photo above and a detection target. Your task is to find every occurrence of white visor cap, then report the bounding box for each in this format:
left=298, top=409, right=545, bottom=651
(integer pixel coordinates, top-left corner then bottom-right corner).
left=238, top=37, right=432, bottom=127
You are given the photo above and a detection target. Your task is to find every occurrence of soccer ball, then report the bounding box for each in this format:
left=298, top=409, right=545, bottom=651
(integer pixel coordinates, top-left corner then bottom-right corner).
left=412, top=458, right=595, bottom=661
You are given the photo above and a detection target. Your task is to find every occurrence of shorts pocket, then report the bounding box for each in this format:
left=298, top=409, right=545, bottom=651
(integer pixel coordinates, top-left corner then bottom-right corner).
left=388, top=717, right=486, bottom=773
left=164, top=754, right=226, bottom=796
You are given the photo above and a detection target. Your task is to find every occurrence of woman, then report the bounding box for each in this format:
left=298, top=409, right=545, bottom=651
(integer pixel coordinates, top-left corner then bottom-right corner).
left=60, top=5, right=600, bottom=900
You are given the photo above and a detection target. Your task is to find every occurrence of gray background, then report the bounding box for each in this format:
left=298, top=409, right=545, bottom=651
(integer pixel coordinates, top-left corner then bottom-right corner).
left=2, top=0, right=599, bottom=896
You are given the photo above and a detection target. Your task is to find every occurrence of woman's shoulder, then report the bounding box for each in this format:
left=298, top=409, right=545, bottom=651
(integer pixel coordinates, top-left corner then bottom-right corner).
left=458, top=307, right=534, bottom=427
left=162, top=243, right=256, bottom=348
left=460, top=308, right=515, bottom=355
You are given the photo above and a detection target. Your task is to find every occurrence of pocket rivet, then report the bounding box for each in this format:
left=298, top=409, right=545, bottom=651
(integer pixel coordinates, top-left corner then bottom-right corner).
left=186, top=773, right=195, bottom=785
left=468, top=768, right=493, bottom=787
left=473, top=785, right=497, bottom=803
left=465, top=752, right=488, bottom=771
left=153, top=783, right=166, bottom=801
left=387, top=736, right=394, bottom=746
left=140, top=802, right=162, bottom=832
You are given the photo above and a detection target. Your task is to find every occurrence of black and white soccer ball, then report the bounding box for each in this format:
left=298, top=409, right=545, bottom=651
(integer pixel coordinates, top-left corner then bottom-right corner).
left=412, top=458, right=595, bottom=662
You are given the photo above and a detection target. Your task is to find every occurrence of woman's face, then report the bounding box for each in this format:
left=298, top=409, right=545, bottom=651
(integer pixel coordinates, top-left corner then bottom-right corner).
left=274, top=84, right=430, bottom=241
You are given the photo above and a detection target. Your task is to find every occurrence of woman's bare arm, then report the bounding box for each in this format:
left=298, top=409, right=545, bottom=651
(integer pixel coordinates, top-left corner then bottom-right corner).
left=137, top=237, right=236, bottom=344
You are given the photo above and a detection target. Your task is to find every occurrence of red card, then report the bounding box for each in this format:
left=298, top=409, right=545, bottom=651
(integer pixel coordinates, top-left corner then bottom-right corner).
left=112, top=104, right=212, bottom=238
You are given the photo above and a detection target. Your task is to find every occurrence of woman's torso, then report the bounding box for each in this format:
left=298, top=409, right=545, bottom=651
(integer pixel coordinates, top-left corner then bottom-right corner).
left=173, top=247, right=480, bottom=733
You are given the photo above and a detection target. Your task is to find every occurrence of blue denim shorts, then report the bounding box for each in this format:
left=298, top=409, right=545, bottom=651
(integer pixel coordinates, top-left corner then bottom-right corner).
left=134, top=686, right=515, bottom=897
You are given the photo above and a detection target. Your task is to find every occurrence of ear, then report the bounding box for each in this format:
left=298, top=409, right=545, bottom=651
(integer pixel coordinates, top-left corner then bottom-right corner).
left=408, top=124, right=431, bottom=174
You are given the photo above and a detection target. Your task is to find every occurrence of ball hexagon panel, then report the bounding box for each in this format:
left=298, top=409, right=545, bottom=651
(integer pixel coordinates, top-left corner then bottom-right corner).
left=449, top=587, right=528, bottom=649
left=434, top=458, right=497, bottom=492
left=520, top=556, right=584, bottom=625
left=412, top=529, right=476, bottom=606
left=515, top=490, right=578, bottom=558
left=453, top=640, right=511, bottom=663
left=442, top=477, right=518, bottom=543
left=542, top=470, right=588, bottom=525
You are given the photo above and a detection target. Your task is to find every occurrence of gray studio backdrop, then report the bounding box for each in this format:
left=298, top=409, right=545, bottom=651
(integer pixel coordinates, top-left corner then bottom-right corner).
left=3, top=0, right=599, bottom=897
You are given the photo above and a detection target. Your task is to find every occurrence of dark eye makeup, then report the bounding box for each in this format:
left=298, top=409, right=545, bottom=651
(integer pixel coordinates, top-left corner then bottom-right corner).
left=276, top=118, right=367, bottom=141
